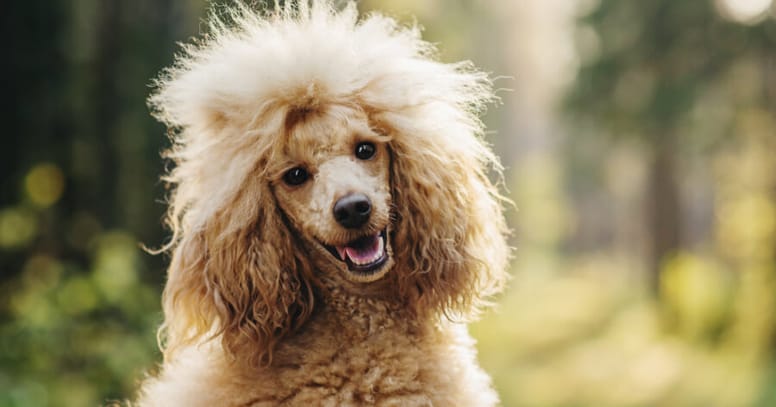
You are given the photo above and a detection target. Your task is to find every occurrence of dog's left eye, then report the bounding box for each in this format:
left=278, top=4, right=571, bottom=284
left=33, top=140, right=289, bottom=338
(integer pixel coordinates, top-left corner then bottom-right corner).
left=355, top=142, right=376, bottom=160
left=283, top=167, right=309, bottom=186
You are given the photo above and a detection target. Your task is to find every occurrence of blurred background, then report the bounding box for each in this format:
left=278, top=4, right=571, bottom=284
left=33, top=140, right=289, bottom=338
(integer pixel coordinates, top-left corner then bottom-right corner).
left=2, top=0, right=775, bottom=405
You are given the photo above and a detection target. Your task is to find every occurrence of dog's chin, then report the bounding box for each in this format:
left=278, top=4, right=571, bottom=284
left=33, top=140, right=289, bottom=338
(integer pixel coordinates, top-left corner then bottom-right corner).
left=316, top=229, right=393, bottom=283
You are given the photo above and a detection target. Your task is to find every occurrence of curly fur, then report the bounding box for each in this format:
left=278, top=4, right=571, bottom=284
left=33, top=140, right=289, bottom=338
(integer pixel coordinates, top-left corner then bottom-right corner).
left=137, top=1, right=510, bottom=405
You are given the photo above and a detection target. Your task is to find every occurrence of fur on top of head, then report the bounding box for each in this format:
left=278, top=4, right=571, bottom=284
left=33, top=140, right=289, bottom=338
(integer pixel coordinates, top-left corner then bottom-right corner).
left=152, top=0, right=509, bottom=365
left=152, top=0, right=497, bottom=233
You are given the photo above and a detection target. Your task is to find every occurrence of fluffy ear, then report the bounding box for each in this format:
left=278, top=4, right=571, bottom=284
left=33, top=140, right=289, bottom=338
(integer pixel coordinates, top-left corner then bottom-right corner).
left=160, top=180, right=315, bottom=366
left=385, top=109, right=510, bottom=321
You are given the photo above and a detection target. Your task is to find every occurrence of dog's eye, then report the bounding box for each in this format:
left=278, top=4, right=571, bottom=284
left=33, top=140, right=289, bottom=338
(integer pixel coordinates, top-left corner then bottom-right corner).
left=355, top=142, right=376, bottom=160
left=283, top=167, right=309, bottom=186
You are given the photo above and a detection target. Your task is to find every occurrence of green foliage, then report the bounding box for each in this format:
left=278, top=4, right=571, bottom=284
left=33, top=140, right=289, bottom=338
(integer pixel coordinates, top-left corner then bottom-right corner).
left=0, top=0, right=198, bottom=404
left=473, top=0, right=776, bottom=405
left=1, top=244, right=161, bottom=406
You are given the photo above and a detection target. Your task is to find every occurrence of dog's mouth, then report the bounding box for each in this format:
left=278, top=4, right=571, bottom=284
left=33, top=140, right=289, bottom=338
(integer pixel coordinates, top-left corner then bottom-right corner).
left=321, top=230, right=391, bottom=281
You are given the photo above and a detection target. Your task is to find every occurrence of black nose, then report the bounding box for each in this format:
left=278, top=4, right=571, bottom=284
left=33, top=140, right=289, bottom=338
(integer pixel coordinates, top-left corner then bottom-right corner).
left=333, top=193, right=372, bottom=229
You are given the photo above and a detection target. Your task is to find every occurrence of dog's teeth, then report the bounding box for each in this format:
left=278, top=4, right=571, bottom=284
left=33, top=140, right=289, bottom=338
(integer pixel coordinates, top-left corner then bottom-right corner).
left=375, top=236, right=384, bottom=259
left=336, top=246, right=347, bottom=261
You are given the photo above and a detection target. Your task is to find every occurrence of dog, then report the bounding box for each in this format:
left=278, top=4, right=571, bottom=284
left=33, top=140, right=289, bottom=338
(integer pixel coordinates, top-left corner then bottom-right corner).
left=137, top=1, right=509, bottom=405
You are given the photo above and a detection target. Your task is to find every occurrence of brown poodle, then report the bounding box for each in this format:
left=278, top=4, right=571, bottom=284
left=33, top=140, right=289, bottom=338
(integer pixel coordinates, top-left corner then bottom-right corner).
left=137, top=1, right=510, bottom=405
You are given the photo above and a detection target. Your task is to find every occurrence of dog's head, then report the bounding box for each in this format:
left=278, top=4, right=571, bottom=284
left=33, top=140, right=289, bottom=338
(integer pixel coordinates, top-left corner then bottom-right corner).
left=151, top=1, right=509, bottom=366
left=273, top=106, right=394, bottom=285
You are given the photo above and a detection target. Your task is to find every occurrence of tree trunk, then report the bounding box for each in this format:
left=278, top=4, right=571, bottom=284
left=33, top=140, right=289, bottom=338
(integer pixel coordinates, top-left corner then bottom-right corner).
left=647, top=138, right=682, bottom=292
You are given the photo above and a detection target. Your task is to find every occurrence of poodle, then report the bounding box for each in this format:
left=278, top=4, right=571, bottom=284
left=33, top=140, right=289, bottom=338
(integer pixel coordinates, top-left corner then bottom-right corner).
left=137, top=1, right=510, bottom=405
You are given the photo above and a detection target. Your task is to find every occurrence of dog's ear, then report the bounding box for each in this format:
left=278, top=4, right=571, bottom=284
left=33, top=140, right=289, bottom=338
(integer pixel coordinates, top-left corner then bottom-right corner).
left=387, top=116, right=510, bottom=320
left=160, top=181, right=314, bottom=366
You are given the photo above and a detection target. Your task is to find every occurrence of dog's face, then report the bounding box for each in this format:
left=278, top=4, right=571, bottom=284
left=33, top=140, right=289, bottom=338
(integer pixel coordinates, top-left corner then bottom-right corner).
left=272, top=107, right=395, bottom=283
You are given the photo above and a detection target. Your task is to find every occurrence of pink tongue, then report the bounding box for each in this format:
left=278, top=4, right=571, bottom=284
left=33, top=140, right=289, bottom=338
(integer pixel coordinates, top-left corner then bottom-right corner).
left=338, top=234, right=381, bottom=263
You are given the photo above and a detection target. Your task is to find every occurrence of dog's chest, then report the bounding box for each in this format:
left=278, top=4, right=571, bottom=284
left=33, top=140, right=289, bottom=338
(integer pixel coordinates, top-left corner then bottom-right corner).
left=262, top=318, right=437, bottom=405
left=143, top=321, right=495, bottom=407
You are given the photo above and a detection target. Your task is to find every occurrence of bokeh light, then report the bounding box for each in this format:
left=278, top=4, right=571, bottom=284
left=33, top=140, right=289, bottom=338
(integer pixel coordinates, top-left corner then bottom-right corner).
left=716, top=0, right=774, bottom=24
left=24, top=163, right=65, bottom=208
left=0, top=207, right=38, bottom=249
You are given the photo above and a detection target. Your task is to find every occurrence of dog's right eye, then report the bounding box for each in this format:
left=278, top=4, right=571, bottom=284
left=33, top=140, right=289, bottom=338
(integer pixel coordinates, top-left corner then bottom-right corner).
left=283, top=167, right=309, bottom=186
left=355, top=142, right=376, bottom=160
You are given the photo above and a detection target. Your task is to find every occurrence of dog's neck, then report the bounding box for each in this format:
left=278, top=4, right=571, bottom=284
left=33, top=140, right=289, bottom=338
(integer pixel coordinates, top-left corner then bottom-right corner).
left=316, top=286, right=419, bottom=338
left=224, top=273, right=432, bottom=373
